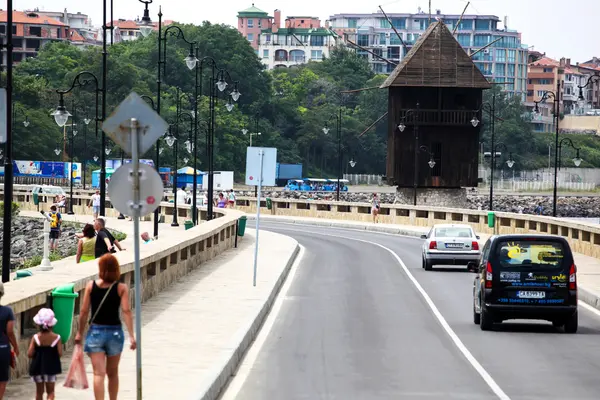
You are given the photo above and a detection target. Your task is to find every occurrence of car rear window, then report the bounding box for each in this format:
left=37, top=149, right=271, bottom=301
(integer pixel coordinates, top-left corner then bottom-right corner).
left=496, top=240, right=566, bottom=268
left=435, top=228, right=472, bottom=238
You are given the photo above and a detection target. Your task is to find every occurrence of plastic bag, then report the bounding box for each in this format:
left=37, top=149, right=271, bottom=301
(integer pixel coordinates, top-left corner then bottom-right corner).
left=63, top=344, right=89, bottom=390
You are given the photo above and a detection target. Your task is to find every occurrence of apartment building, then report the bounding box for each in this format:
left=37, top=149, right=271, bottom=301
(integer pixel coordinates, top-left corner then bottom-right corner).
left=328, top=9, right=529, bottom=100
left=237, top=4, right=336, bottom=69
left=0, top=10, right=69, bottom=65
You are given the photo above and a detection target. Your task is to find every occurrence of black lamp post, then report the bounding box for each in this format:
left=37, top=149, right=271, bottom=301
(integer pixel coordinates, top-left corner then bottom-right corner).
left=2, top=2, right=14, bottom=282
left=52, top=72, right=101, bottom=215
left=577, top=73, right=600, bottom=112
left=323, top=107, right=343, bottom=201
left=397, top=102, right=421, bottom=206
left=470, top=94, right=502, bottom=211
left=419, top=145, right=437, bottom=170
left=534, top=81, right=561, bottom=217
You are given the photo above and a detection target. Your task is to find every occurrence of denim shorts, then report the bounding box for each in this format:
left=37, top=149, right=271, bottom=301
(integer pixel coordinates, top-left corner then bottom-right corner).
left=92, top=206, right=100, bottom=214
left=84, top=325, right=124, bottom=357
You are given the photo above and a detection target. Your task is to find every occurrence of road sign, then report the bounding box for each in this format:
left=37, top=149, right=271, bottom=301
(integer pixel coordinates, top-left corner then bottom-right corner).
left=102, top=92, right=168, bottom=156
left=108, top=162, right=164, bottom=216
left=245, top=147, right=277, bottom=186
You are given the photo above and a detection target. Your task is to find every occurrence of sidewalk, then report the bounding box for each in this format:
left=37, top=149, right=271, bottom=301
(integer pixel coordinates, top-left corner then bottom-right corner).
left=5, top=229, right=299, bottom=399
left=250, top=214, right=600, bottom=310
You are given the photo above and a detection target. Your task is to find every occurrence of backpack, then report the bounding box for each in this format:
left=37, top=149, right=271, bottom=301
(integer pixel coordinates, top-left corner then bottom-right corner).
left=49, top=212, right=60, bottom=229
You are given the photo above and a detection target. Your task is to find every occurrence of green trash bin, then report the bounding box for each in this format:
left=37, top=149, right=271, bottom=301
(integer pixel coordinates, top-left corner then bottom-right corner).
left=237, top=216, right=247, bottom=237
left=33, top=193, right=39, bottom=206
left=266, top=198, right=272, bottom=210
left=15, top=270, right=33, bottom=280
left=51, top=284, right=79, bottom=344
left=184, top=220, right=194, bottom=230
left=487, top=211, right=495, bottom=228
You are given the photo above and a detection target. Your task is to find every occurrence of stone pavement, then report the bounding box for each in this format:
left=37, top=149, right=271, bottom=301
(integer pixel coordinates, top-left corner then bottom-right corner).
left=5, top=228, right=299, bottom=399
left=251, top=214, right=600, bottom=310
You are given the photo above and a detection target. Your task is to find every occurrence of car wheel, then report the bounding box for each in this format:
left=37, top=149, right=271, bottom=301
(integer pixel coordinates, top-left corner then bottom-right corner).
left=473, top=302, right=481, bottom=325
left=552, top=320, right=563, bottom=328
left=564, top=311, right=578, bottom=334
left=424, top=259, right=433, bottom=271
left=421, top=256, right=426, bottom=269
left=479, top=306, right=493, bottom=331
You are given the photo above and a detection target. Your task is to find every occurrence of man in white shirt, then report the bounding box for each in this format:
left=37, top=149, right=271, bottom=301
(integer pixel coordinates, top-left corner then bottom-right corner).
left=176, top=185, right=187, bottom=207
left=88, top=190, right=101, bottom=219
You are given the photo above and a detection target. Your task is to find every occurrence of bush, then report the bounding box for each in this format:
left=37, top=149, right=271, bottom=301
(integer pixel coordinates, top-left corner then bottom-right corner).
left=0, top=202, right=20, bottom=218
left=111, top=230, right=127, bottom=242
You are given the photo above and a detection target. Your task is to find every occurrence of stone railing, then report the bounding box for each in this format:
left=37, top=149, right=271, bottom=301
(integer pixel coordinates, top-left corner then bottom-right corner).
left=4, top=207, right=243, bottom=379
left=235, top=197, right=600, bottom=259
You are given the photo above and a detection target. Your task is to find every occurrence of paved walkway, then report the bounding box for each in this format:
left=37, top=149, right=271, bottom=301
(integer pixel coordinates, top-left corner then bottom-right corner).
left=252, top=215, right=600, bottom=306
left=5, top=226, right=298, bottom=399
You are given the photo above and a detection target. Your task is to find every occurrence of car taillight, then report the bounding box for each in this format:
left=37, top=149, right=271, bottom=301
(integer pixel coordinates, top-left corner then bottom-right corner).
left=429, top=241, right=437, bottom=249
left=472, top=241, right=479, bottom=251
left=569, top=264, right=577, bottom=290
left=485, top=262, right=493, bottom=288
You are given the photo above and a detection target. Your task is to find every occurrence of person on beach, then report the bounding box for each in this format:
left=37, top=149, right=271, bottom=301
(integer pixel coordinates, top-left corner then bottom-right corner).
left=75, top=254, right=136, bottom=400
left=28, top=308, right=62, bottom=400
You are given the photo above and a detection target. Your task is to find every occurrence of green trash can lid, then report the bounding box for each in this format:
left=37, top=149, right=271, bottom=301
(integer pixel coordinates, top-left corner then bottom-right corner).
left=15, top=270, right=33, bottom=279
left=52, top=283, right=79, bottom=298
left=239, top=216, right=247, bottom=220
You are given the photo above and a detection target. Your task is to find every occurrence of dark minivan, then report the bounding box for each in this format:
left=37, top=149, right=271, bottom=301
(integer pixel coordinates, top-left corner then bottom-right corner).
left=472, top=234, right=578, bottom=333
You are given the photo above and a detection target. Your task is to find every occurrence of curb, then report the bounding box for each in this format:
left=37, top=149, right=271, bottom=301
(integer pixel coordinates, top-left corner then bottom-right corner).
left=248, top=215, right=600, bottom=313
left=192, top=238, right=301, bottom=400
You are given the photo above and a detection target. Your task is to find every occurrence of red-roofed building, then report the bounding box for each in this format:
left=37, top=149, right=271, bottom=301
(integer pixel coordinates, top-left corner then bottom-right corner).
left=526, top=56, right=563, bottom=132
left=0, top=10, right=70, bottom=64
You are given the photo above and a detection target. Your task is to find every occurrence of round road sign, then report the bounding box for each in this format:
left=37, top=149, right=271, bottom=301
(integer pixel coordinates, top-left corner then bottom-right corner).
left=108, top=163, right=164, bottom=217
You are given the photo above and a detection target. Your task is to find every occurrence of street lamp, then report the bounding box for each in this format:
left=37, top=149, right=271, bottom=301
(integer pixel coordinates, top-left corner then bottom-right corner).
left=577, top=73, right=599, bottom=109
left=323, top=105, right=343, bottom=201
left=397, top=103, right=420, bottom=206
left=472, top=94, right=502, bottom=211
left=558, top=137, right=583, bottom=169
left=66, top=99, right=79, bottom=215
left=534, top=81, right=562, bottom=216
left=93, top=155, right=99, bottom=162
left=483, top=143, right=515, bottom=210
left=81, top=113, right=91, bottom=189
left=420, top=145, right=436, bottom=169
left=138, top=0, right=154, bottom=37
left=242, top=113, right=261, bottom=147
left=54, top=143, right=62, bottom=156
left=349, top=159, right=357, bottom=168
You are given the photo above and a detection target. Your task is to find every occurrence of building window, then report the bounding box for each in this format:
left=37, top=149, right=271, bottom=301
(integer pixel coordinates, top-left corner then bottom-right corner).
left=247, top=19, right=254, bottom=28
left=263, top=49, right=269, bottom=59
left=348, top=19, right=358, bottom=28
left=247, top=33, right=254, bottom=42
left=537, top=90, right=546, bottom=97
left=310, top=35, right=324, bottom=46
left=258, top=19, right=262, bottom=28
left=379, top=33, right=386, bottom=45
left=419, top=19, right=428, bottom=30
left=358, top=34, right=369, bottom=47
left=390, top=35, right=402, bottom=45
left=495, top=63, right=505, bottom=76
left=380, top=18, right=391, bottom=28
left=507, top=64, right=515, bottom=77
left=473, top=35, right=491, bottom=47
left=538, top=79, right=550, bottom=85
left=311, top=50, right=323, bottom=60
left=527, top=90, right=533, bottom=96
left=507, top=50, right=516, bottom=63
left=543, top=68, right=552, bottom=73
left=265, top=34, right=271, bottom=42
left=457, top=19, right=473, bottom=30
left=496, top=49, right=506, bottom=62
left=475, top=19, right=489, bottom=30
left=29, top=26, right=42, bottom=37
left=392, top=18, right=406, bottom=29
left=388, top=47, right=400, bottom=59
left=457, top=34, right=471, bottom=47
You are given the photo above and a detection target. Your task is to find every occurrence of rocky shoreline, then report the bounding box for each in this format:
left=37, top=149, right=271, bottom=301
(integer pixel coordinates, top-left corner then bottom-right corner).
left=238, top=191, right=599, bottom=218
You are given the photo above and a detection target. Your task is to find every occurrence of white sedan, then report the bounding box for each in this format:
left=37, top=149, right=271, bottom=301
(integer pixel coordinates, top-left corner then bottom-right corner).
left=421, top=224, right=481, bottom=271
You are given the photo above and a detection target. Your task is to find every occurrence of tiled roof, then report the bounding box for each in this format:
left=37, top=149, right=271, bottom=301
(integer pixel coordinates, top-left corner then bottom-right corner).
left=529, top=56, right=559, bottom=67
left=0, top=10, right=66, bottom=26
left=69, top=29, right=85, bottom=42
left=108, top=20, right=139, bottom=30
left=238, top=4, right=267, bottom=14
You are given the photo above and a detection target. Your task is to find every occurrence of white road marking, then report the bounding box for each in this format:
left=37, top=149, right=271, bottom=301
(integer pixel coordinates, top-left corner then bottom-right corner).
left=268, top=226, right=511, bottom=400
left=219, top=245, right=306, bottom=400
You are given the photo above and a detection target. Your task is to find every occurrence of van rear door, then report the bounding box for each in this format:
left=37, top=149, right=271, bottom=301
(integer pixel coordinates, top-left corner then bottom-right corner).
left=491, top=239, right=573, bottom=306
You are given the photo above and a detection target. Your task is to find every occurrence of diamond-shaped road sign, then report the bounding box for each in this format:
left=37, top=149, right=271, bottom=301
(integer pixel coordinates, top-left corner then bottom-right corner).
left=102, top=92, right=168, bottom=156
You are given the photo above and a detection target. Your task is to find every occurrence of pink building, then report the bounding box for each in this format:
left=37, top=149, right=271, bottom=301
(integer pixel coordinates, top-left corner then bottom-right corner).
left=237, top=4, right=274, bottom=50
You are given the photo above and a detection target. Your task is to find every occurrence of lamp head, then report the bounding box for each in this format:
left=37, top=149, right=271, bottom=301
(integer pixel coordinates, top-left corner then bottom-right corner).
left=231, top=89, right=241, bottom=102
left=51, top=95, right=71, bottom=127
left=242, top=128, right=248, bottom=135
left=84, top=118, right=91, bottom=125
left=184, top=50, right=198, bottom=70
left=506, top=159, right=515, bottom=169
left=139, top=0, right=154, bottom=37
left=349, top=159, right=357, bottom=168
left=470, top=116, right=480, bottom=127
left=165, top=135, right=176, bottom=147
left=225, top=101, right=234, bottom=112
left=573, top=156, right=582, bottom=167
left=322, top=127, right=330, bottom=134
left=54, top=147, right=61, bottom=156
left=216, top=79, right=228, bottom=92
left=93, top=155, right=99, bottom=162
left=428, top=159, right=436, bottom=169
left=105, top=147, right=112, bottom=155
left=397, top=123, right=406, bottom=132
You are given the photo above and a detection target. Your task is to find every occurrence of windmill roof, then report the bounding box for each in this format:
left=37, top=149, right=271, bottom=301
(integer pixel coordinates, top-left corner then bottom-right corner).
left=381, top=20, right=491, bottom=89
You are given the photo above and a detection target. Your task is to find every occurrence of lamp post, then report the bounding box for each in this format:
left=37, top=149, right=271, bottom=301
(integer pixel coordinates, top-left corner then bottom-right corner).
left=52, top=72, right=101, bottom=215
left=397, top=102, right=420, bottom=206
left=534, top=81, right=561, bottom=216
left=470, top=94, right=501, bottom=211
left=1, top=2, right=14, bottom=282
left=482, top=142, right=515, bottom=210
left=242, top=112, right=260, bottom=147
left=323, top=107, right=343, bottom=201
left=419, top=145, right=437, bottom=170
left=577, top=73, right=600, bottom=112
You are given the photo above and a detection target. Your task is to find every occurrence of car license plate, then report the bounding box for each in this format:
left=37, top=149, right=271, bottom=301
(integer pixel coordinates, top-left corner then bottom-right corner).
left=517, top=291, right=546, bottom=299
left=446, top=243, right=463, bottom=248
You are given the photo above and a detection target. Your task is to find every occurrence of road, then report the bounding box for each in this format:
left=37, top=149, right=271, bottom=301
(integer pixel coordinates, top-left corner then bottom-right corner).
left=221, top=222, right=600, bottom=400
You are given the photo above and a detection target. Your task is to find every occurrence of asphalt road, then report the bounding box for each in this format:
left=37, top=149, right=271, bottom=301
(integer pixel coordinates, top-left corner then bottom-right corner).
left=222, top=222, right=600, bottom=400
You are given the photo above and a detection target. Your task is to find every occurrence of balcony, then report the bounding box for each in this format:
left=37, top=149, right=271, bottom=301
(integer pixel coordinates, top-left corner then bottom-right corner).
left=398, top=109, right=479, bottom=126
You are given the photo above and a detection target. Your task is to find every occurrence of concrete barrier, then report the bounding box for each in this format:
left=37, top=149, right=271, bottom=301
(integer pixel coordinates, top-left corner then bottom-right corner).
left=4, top=207, right=244, bottom=379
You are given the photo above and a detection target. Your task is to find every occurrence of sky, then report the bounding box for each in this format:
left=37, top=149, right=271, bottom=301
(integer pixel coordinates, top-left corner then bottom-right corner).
left=19, top=0, right=599, bottom=63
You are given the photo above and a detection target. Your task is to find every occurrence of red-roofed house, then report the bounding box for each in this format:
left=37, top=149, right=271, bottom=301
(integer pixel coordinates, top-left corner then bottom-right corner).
left=108, top=19, right=141, bottom=42
left=0, top=10, right=70, bottom=64
left=526, top=56, right=563, bottom=132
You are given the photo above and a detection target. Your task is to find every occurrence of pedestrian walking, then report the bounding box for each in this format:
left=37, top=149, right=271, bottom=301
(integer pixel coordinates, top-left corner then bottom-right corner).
left=227, top=190, right=236, bottom=208
left=88, top=190, right=101, bottom=220
left=74, top=254, right=136, bottom=400
left=94, top=218, right=125, bottom=259
left=28, top=308, right=63, bottom=400
left=371, top=193, right=380, bottom=223
left=0, top=282, right=19, bottom=399
left=77, top=224, right=97, bottom=263
left=47, top=206, right=62, bottom=252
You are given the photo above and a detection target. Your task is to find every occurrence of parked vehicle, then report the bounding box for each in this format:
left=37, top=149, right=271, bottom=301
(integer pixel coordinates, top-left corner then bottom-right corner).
left=421, top=224, right=481, bottom=271
left=472, top=234, right=578, bottom=333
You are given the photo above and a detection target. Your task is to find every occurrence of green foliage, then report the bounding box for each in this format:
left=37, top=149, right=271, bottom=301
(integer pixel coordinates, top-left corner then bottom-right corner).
left=22, top=252, right=62, bottom=269
left=0, top=202, right=20, bottom=218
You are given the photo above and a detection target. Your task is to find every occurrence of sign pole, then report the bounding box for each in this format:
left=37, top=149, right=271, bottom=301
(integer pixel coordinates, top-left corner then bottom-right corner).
left=130, top=117, right=143, bottom=400
left=252, top=149, right=264, bottom=287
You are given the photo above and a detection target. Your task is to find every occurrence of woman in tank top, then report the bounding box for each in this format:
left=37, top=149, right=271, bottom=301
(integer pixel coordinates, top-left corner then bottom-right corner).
left=76, top=224, right=97, bottom=263
left=75, top=254, right=136, bottom=400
